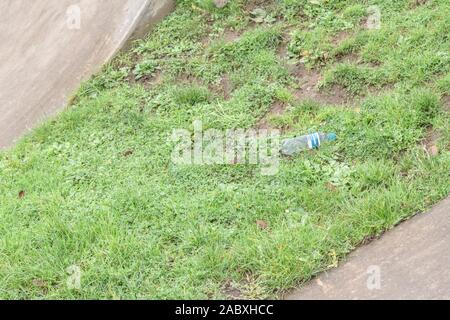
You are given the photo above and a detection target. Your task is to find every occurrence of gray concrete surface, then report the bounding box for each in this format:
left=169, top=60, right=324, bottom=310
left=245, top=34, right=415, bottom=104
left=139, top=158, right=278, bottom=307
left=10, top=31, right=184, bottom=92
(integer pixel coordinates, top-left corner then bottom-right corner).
left=0, top=0, right=175, bottom=149
left=286, top=197, right=450, bottom=300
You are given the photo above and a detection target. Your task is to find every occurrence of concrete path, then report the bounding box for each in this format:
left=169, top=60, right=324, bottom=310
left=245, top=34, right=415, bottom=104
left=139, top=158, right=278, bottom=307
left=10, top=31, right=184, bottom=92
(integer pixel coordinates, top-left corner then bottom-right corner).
left=286, top=197, right=450, bottom=300
left=0, top=0, right=174, bottom=149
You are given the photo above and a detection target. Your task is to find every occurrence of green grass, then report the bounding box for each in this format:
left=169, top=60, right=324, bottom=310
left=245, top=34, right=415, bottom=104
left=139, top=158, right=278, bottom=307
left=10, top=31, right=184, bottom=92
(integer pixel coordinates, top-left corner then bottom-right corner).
left=0, top=0, right=449, bottom=299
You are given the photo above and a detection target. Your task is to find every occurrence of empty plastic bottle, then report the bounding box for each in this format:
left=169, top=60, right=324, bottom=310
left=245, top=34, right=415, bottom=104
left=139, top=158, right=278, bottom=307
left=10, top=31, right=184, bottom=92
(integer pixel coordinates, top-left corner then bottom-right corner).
left=281, top=132, right=337, bottom=156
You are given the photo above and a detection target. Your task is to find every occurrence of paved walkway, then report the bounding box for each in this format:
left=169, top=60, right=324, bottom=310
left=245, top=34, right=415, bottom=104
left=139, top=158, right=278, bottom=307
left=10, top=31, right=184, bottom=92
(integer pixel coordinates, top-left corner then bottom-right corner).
left=286, top=197, right=450, bottom=300
left=0, top=0, right=174, bottom=149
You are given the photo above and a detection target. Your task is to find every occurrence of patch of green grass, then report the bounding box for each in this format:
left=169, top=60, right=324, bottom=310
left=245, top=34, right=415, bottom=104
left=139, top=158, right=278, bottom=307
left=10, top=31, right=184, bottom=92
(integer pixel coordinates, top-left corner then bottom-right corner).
left=0, top=0, right=449, bottom=299
left=133, top=59, right=159, bottom=80
left=209, top=27, right=283, bottom=67
left=437, top=73, right=450, bottom=95
left=288, top=28, right=333, bottom=67
left=174, top=85, right=211, bottom=105
left=321, top=63, right=389, bottom=95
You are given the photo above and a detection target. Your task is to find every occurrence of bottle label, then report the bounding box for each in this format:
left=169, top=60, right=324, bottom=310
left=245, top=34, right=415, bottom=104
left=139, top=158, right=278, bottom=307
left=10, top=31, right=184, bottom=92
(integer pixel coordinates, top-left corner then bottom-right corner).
left=307, top=133, right=321, bottom=149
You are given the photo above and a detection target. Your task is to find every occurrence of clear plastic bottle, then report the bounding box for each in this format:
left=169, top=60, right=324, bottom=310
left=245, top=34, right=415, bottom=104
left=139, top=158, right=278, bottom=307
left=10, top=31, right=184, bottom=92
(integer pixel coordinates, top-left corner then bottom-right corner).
left=281, top=132, right=337, bottom=156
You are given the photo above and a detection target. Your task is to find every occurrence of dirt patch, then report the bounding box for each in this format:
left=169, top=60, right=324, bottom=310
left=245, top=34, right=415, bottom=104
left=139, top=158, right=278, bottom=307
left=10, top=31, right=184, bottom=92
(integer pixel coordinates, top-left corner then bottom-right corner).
left=277, top=44, right=289, bottom=60
left=277, top=29, right=294, bottom=61
left=366, top=82, right=394, bottom=97
left=222, top=273, right=262, bottom=300
left=410, top=0, right=429, bottom=8
left=291, top=65, right=354, bottom=105
left=202, top=29, right=242, bottom=47
left=442, top=95, right=450, bottom=112
left=244, top=0, right=276, bottom=13
left=213, top=0, right=228, bottom=9
left=222, top=280, right=244, bottom=300
left=126, top=66, right=163, bottom=89
left=360, top=16, right=369, bottom=29
left=140, top=71, right=163, bottom=89
left=201, top=34, right=212, bottom=48
left=330, top=31, right=356, bottom=62
left=32, top=279, right=49, bottom=295
left=207, top=74, right=234, bottom=101
left=176, top=73, right=236, bottom=102
left=223, top=30, right=241, bottom=43
left=219, top=74, right=233, bottom=100
left=336, top=52, right=361, bottom=64
left=333, top=30, right=350, bottom=45
left=256, top=63, right=356, bottom=129
left=257, top=101, right=286, bottom=129
left=421, top=128, right=440, bottom=156
left=177, top=73, right=203, bottom=86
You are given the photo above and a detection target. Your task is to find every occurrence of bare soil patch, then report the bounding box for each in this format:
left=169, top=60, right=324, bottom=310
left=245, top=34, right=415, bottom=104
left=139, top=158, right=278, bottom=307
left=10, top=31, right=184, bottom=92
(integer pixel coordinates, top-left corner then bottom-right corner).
left=422, top=128, right=440, bottom=156
left=219, top=74, right=233, bottom=100
left=244, top=0, right=276, bottom=13
left=223, top=280, right=244, bottom=299
left=442, top=95, right=450, bottom=112
left=223, top=29, right=241, bottom=42
left=257, top=101, right=286, bottom=130
left=291, top=65, right=355, bottom=106
left=333, top=30, right=350, bottom=45
left=410, top=0, right=429, bottom=8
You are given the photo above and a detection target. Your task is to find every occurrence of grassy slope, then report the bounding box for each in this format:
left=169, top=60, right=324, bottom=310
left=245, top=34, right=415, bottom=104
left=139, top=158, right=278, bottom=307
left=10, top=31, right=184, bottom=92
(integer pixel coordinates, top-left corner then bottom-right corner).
left=0, top=0, right=449, bottom=299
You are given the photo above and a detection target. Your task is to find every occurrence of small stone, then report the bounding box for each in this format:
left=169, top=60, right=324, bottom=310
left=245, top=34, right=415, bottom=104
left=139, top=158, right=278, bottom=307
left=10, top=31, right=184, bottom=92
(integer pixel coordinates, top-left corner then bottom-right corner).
left=429, top=145, right=439, bottom=156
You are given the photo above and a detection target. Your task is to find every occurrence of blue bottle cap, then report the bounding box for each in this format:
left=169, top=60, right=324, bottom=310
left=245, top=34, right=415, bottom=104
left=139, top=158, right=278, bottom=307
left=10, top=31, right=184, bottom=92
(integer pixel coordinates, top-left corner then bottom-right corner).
left=327, top=133, right=337, bottom=141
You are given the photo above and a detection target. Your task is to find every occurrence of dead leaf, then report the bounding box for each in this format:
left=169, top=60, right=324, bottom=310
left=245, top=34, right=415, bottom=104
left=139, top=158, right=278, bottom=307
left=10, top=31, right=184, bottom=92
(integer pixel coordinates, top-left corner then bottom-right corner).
left=32, top=279, right=49, bottom=294
left=32, top=279, right=47, bottom=287
left=256, top=220, right=268, bottom=230
left=326, top=182, right=337, bottom=192
left=328, top=250, right=338, bottom=268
